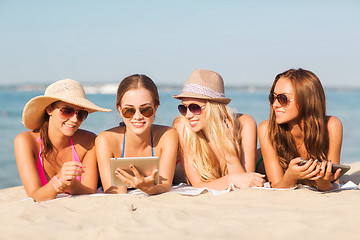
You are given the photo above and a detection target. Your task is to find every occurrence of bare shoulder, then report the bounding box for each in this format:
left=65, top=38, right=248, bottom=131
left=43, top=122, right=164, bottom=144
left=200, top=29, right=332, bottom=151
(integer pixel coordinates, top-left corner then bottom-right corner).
left=96, top=126, right=124, bottom=140
left=14, top=131, right=38, bottom=146
left=152, top=124, right=178, bottom=140
left=236, top=113, right=256, bottom=128
left=327, top=116, right=343, bottom=130
left=258, top=120, right=270, bottom=135
left=327, top=116, right=343, bottom=138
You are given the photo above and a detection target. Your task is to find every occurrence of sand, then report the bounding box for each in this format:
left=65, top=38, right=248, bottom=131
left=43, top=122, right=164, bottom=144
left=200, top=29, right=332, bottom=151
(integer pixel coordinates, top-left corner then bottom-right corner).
left=0, top=162, right=359, bottom=240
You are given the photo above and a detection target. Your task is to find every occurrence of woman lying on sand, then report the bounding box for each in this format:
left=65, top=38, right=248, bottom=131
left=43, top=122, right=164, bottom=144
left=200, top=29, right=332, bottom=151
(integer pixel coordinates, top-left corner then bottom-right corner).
left=258, top=68, right=343, bottom=191
left=96, top=74, right=178, bottom=195
left=173, top=69, right=265, bottom=190
left=14, top=79, right=111, bottom=201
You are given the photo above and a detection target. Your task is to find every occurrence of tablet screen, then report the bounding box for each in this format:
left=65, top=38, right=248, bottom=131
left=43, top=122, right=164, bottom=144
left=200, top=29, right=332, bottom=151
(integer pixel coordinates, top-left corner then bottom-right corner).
left=110, top=156, right=160, bottom=186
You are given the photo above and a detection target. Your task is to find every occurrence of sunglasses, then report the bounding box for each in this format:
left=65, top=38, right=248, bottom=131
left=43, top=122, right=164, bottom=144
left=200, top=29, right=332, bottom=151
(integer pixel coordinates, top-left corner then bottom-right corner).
left=178, top=104, right=206, bottom=116
left=121, top=106, right=154, bottom=118
left=268, top=92, right=294, bottom=106
left=57, top=106, right=88, bottom=122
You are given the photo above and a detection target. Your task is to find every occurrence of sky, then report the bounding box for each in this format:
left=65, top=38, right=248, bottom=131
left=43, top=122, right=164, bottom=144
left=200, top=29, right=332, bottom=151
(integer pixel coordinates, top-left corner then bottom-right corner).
left=1, top=0, right=359, bottom=87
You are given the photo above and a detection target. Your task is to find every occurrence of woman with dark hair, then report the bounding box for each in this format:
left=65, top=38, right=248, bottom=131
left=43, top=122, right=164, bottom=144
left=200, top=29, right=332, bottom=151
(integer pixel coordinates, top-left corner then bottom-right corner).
left=14, top=79, right=111, bottom=201
left=258, top=68, right=343, bottom=191
left=96, top=74, right=178, bottom=195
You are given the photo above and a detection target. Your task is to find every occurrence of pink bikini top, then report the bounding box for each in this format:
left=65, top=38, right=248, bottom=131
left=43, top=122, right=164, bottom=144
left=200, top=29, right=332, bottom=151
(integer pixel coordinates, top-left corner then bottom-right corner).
left=36, top=137, right=81, bottom=186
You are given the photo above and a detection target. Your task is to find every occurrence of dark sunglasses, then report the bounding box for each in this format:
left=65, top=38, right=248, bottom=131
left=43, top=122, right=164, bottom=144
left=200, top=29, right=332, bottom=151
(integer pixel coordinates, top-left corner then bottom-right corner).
left=268, top=92, right=294, bottom=106
left=57, top=106, right=88, bottom=122
left=178, top=104, right=206, bottom=116
left=121, top=106, right=154, bottom=118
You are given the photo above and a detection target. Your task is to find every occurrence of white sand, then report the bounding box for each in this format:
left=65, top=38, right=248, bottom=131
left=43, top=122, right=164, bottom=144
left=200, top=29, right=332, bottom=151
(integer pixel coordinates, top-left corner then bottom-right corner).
left=1, top=162, right=359, bottom=240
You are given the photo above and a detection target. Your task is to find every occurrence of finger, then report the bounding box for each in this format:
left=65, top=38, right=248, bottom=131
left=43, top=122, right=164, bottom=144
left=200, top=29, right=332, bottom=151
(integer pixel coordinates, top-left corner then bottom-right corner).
left=333, top=168, right=342, bottom=181
left=303, top=159, right=318, bottom=174
left=297, top=159, right=313, bottom=170
left=323, top=161, right=334, bottom=181
left=254, top=173, right=266, bottom=178
left=319, top=161, right=327, bottom=177
left=303, top=166, right=321, bottom=179
left=117, top=168, right=135, bottom=180
left=116, top=171, right=135, bottom=187
left=150, top=169, right=158, bottom=179
left=326, top=161, right=333, bottom=174
left=129, top=165, right=142, bottom=180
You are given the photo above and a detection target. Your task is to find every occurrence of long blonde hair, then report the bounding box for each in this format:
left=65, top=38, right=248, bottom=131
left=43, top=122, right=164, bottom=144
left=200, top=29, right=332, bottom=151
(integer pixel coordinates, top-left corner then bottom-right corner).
left=175, top=101, right=242, bottom=181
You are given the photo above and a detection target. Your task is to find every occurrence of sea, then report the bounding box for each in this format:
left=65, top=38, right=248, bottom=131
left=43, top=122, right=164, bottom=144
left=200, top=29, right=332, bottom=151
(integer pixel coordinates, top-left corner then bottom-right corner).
left=1, top=84, right=359, bottom=189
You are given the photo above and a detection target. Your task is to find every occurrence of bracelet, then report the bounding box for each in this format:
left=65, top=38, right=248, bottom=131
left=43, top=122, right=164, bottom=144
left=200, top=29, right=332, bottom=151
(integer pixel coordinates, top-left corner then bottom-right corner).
left=52, top=176, right=61, bottom=193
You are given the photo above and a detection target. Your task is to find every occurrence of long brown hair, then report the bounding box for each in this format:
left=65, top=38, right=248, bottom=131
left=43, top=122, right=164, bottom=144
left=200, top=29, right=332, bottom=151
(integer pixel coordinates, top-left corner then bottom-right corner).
left=35, top=103, right=58, bottom=165
left=268, top=69, right=329, bottom=178
left=116, top=74, right=160, bottom=108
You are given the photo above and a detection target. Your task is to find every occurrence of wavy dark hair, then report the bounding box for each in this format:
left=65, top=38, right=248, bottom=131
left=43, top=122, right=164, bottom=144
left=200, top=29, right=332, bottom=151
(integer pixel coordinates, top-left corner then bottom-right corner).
left=34, top=103, right=58, bottom=166
left=268, top=69, right=329, bottom=185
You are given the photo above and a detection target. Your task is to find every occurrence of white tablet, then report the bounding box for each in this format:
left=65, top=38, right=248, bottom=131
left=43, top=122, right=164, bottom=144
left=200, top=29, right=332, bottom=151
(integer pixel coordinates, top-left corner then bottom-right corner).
left=110, top=156, right=160, bottom=186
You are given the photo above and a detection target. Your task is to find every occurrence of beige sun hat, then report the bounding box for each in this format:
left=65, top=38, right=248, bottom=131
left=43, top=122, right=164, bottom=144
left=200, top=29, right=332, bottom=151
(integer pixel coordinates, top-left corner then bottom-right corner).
left=22, top=79, right=111, bottom=130
left=172, top=69, right=231, bottom=104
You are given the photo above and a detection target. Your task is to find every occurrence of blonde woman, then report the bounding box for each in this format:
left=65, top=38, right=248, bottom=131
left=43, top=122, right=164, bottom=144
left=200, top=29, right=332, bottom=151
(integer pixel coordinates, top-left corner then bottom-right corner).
left=173, top=69, right=265, bottom=190
left=258, top=68, right=343, bottom=191
left=14, top=79, right=111, bottom=201
left=96, top=74, right=178, bottom=195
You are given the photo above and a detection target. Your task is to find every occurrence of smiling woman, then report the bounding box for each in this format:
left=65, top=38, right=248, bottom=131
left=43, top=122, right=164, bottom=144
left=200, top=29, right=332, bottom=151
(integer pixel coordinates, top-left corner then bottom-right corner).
left=172, top=69, right=265, bottom=190
left=13, top=79, right=111, bottom=201
left=258, top=68, right=344, bottom=191
left=95, top=74, right=178, bottom=195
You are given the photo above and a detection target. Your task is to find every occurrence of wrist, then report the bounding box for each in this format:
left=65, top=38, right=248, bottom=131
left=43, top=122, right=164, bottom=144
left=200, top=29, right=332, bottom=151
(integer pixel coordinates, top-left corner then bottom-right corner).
left=52, top=176, right=61, bottom=193
left=282, top=170, right=299, bottom=187
left=315, top=179, right=332, bottom=191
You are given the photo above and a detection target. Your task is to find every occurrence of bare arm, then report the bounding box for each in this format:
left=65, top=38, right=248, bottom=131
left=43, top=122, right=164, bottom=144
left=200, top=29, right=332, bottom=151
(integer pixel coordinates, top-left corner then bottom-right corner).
left=258, top=120, right=298, bottom=188
left=66, top=131, right=98, bottom=195
left=237, top=114, right=257, bottom=172
left=14, top=132, right=58, bottom=201
left=95, top=131, right=126, bottom=194
left=314, top=116, right=343, bottom=190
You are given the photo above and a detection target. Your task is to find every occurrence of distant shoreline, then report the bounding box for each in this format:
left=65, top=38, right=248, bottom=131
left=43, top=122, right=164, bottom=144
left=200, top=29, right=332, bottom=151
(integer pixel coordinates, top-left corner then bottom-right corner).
left=1, top=83, right=360, bottom=94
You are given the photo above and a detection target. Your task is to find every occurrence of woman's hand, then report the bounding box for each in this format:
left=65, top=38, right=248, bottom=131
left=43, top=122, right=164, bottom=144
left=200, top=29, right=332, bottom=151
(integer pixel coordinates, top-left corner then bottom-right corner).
left=314, top=161, right=341, bottom=191
left=316, top=160, right=341, bottom=181
left=115, top=165, right=158, bottom=194
left=229, top=172, right=265, bottom=188
left=56, top=161, right=85, bottom=192
left=284, top=158, right=321, bottom=182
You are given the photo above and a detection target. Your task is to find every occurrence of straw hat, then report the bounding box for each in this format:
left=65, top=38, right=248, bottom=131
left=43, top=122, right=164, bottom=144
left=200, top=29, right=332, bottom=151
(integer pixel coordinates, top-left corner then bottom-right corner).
left=172, top=69, right=231, bottom=104
left=22, top=79, right=111, bottom=130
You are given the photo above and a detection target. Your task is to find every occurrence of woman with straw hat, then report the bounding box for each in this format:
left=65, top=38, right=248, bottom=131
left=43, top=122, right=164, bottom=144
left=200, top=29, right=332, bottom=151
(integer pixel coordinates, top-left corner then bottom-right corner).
left=14, top=79, right=111, bottom=201
left=96, top=74, right=178, bottom=195
left=173, top=69, right=265, bottom=190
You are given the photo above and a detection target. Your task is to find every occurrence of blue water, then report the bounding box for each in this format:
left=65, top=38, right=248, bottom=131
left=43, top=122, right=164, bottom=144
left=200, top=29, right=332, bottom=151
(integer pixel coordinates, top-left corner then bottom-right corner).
left=1, top=87, right=359, bottom=189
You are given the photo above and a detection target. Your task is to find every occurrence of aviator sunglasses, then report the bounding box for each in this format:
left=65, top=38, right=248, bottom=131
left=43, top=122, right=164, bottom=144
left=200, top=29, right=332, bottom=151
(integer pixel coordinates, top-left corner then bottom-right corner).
left=56, top=105, right=89, bottom=122
left=121, top=106, right=154, bottom=118
left=178, top=103, right=206, bottom=116
left=268, top=92, right=294, bottom=106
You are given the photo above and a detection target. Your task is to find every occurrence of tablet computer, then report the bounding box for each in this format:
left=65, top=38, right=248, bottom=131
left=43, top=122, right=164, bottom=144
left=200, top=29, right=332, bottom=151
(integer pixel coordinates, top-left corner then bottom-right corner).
left=298, top=160, right=350, bottom=181
left=110, top=156, right=160, bottom=186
